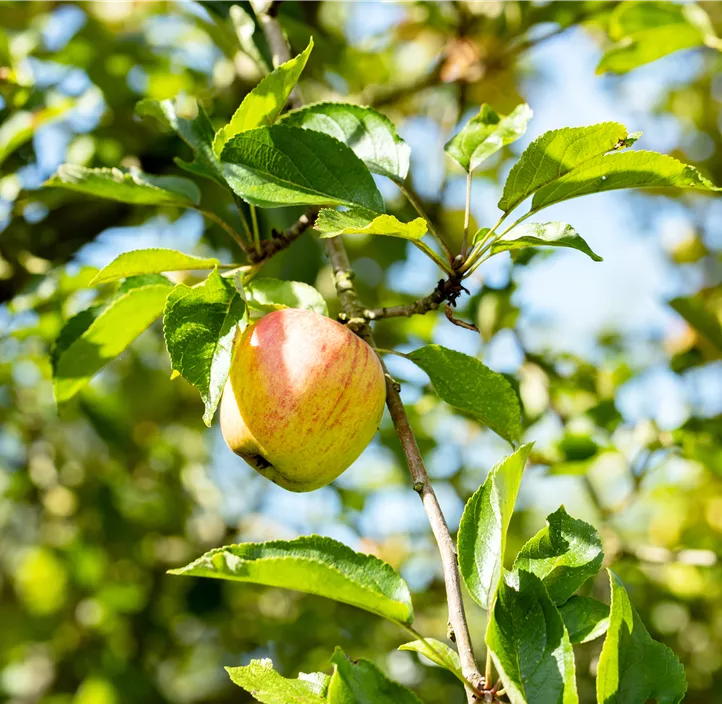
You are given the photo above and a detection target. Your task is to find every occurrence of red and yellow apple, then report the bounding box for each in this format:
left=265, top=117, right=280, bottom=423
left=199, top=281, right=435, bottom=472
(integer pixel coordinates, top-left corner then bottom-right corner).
left=220, top=308, right=386, bottom=492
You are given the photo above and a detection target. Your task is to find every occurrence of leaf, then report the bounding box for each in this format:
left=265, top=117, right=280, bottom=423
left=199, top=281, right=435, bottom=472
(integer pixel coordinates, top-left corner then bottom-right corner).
left=445, top=104, right=532, bottom=172
left=398, top=639, right=464, bottom=684
left=491, top=222, right=602, bottom=262
left=499, top=122, right=630, bottom=213
left=486, top=570, right=578, bottom=704
left=229, top=4, right=270, bottom=71
left=213, top=39, right=313, bottom=156
left=457, top=445, right=533, bottom=610
left=280, top=102, right=410, bottom=182
left=246, top=277, right=328, bottom=316
left=46, top=164, right=201, bottom=206
left=407, top=345, right=522, bottom=444
left=531, top=150, right=721, bottom=212
left=513, top=506, right=604, bottom=605
left=315, top=207, right=426, bottom=241
left=169, top=535, right=414, bottom=625
left=226, top=659, right=328, bottom=703
left=597, top=570, right=686, bottom=704
left=598, top=2, right=718, bottom=75
left=53, top=283, right=172, bottom=403
left=328, top=647, right=424, bottom=704
left=669, top=293, right=722, bottom=353
left=90, top=249, right=221, bottom=285
left=220, top=125, right=384, bottom=211
left=136, top=98, right=227, bottom=187
left=558, top=596, right=610, bottom=644
left=162, top=269, right=246, bottom=426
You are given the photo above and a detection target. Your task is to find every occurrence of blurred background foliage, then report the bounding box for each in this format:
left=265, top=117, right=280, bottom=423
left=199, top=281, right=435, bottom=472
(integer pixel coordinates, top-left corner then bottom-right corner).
left=1, top=2, right=721, bottom=703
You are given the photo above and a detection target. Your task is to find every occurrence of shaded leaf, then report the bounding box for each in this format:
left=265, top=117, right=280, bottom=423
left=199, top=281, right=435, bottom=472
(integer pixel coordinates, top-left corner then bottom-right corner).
left=407, top=345, right=522, bottom=444
left=669, top=293, right=722, bottom=353
left=315, top=207, right=426, bottom=241
left=213, top=39, right=313, bottom=156
left=53, top=283, right=172, bottom=403
left=226, top=659, right=328, bottom=703
left=169, top=535, right=414, bottom=625
left=597, top=570, right=686, bottom=704
left=457, top=445, right=533, bottom=610
left=486, top=570, right=578, bottom=704
left=280, top=102, right=410, bottom=182
left=221, top=125, right=384, bottom=211
left=91, top=248, right=221, bottom=285
left=491, top=222, right=602, bottom=262
left=246, top=277, right=328, bottom=315
left=558, top=596, right=610, bottom=644
left=513, top=506, right=604, bottom=605
left=398, top=639, right=464, bottom=684
left=499, top=123, right=630, bottom=213
left=162, top=269, right=246, bottom=425
left=136, top=98, right=227, bottom=187
left=46, top=164, right=200, bottom=206
left=445, top=103, right=532, bottom=172
left=531, top=150, right=720, bottom=212
left=328, top=647, right=424, bottom=704
left=598, top=2, right=718, bottom=75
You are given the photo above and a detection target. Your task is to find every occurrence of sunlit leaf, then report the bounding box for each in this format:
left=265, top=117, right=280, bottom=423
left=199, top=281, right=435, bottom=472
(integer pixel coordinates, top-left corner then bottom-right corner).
left=163, top=269, right=246, bottom=425
left=399, top=639, right=464, bottom=684
left=486, top=570, right=578, bottom=704
left=457, top=445, right=533, bottom=610
left=170, top=535, right=414, bottom=625
left=213, top=39, right=313, bottom=156
left=513, top=506, right=604, bottom=604
left=491, top=222, right=602, bottom=262
left=226, top=659, right=328, bottom=703
left=328, top=647, right=424, bottom=704
left=246, top=277, right=328, bottom=315
left=46, top=164, right=201, bottom=206
left=90, top=249, right=221, bottom=285
left=597, top=570, right=686, bottom=704
left=407, top=345, right=522, bottom=444
left=220, top=125, right=384, bottom=211
left=315, top=207, right=426, bottom=241
left=445, top=103, right=532, bottom=172
left=558, top=596, right=609, bottom=644
left=280, top=102, right=410, bottom=182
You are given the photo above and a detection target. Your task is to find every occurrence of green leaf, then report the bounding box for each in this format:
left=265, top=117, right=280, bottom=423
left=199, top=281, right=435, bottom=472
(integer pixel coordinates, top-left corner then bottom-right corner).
left=598, top=2, right=718, bottom=75
left=531, top=150, right=720, bottom=212
left=169, top=535, right=414, bottom=625
left=328, top=647, right=424, bottom=704
left=136, top=98, right=227, bottom=187
left=513, top=506, right=604, bottom=605
left=280, top=102, right=410, bottom=182
left=597, top=570, right=686, bottom=704
left=53, top=283, right=172, bottom=403
left=491, top=222, right=602, bottom=262
left=213, top=39, right=313, bottom=156
left=246, top=277, right=328, bottom=316
left=46, top=164, right=201, bottom=206
left=162, top=269, right=246, bottom=426
left=226, top=659, right=328, bottom=703
left=457, top=445, right=533, bottom=610
left=229, top=4, right=270, bottom=71
left=398, top=639, right=464, bottom=685
left=445, top=103, right=532, bottom=172
left=499, top=122, right=630, bottom=213
left=220, top=125, right=384, bottom=211
left=486, top=570, right=578, bottom=704
left=90, top=249, right=221, bottom=285
left=669, top=293, right=722, bottom=353
left=407, top=345, right=522, bottom=444
left=558, top=596, right=610, bottom=644
left=315, top=207, right=426, bottom=241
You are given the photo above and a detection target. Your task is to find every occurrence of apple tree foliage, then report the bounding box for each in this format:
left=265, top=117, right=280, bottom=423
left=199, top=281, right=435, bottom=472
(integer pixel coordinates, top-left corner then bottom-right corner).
left=2, top=2, right=722, bottom=703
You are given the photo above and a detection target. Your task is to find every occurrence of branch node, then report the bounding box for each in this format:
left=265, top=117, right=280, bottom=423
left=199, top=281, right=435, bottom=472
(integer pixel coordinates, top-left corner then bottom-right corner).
left=412, top=481, right=425, bottom=494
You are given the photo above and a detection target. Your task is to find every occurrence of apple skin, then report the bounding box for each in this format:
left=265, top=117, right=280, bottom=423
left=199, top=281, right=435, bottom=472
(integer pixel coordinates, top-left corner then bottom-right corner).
left=220, top=308, right=386, bottom=492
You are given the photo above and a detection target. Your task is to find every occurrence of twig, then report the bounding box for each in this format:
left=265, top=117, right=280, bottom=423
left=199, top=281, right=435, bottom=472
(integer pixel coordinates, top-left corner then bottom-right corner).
left=246, top=207, right=319, bottom=264
left=363, top=276, right=468, bottom=320
left=326, top=239, right=483, bottom=702
left=445, top=304, right=479, bottom=332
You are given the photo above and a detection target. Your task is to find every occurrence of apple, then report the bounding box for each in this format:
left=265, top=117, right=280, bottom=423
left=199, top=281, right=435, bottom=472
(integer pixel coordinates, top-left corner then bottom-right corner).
left=220, top=308, right=386, bottom=492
